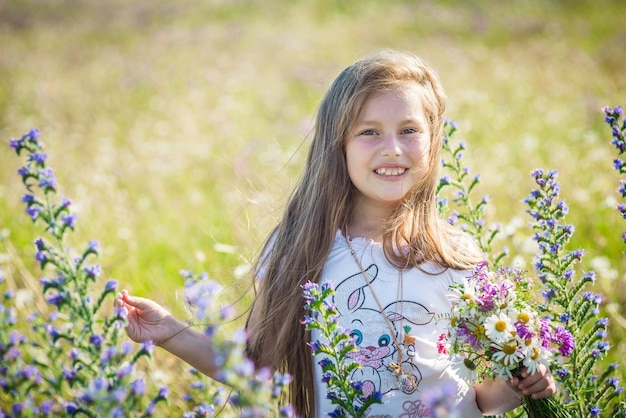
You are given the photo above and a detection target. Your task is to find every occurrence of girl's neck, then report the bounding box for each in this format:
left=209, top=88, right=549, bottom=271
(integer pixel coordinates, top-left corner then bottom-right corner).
left=345, top=222, right=383, bottom=242
left=346, top=209, right=393, bottom=243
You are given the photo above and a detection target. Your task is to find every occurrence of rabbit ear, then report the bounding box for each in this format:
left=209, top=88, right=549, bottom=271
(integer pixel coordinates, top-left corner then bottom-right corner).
left=384, top=300, right=434, bottom=326
left=334, top=264, right=378, bottom=314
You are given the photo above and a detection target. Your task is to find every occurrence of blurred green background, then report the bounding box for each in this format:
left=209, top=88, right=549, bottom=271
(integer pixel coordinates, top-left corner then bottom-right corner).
left=1, top=0, right=625, bottom=411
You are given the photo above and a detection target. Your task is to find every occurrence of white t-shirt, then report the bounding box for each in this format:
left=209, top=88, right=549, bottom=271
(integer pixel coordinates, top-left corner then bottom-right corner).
left=310, top=231, right=482, bottom=417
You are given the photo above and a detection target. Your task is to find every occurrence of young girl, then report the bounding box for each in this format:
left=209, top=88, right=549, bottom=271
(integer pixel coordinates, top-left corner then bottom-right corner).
left=115, top=49, right=556, bottom=417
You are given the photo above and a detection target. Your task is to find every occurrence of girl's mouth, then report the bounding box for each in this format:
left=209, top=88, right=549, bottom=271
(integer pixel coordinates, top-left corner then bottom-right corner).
left=374, top=167, right=407, bottom=176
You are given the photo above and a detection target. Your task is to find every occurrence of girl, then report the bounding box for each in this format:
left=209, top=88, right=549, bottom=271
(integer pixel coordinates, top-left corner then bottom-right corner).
left=116, top=49, right=556, bottom=417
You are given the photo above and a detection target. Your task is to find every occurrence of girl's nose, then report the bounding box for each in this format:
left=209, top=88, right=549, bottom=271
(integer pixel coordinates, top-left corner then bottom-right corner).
left=380, top=133, right=402, bottom=157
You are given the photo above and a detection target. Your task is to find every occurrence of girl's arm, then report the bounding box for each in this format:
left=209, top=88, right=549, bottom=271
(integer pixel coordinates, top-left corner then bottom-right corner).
left=115, top=290, right=219, bottom=379
left=474, top=364, right=556, bottom=414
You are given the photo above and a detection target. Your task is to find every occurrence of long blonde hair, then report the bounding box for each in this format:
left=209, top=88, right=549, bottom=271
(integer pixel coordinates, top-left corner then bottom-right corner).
left=246, top=49, right=482, bottom=417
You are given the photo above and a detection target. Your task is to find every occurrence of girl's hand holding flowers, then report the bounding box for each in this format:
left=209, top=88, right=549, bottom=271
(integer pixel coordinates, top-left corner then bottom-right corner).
left=510, top=364, right=556, bottom=400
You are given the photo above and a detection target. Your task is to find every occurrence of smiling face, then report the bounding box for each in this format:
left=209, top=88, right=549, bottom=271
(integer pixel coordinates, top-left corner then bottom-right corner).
left=346, top=82, right=431, bottom=220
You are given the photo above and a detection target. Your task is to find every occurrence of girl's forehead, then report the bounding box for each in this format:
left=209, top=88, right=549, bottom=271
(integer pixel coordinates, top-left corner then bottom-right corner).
left=366, top=82, right=424, bottom=101
left=358, top=84, right=427, bottom=117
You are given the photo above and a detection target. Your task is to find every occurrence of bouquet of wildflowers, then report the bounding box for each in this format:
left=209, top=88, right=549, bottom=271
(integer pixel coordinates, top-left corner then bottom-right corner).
left=439, top=261, right=574, bottom=417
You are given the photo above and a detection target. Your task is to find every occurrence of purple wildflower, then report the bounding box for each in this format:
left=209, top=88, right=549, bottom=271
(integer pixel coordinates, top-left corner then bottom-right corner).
left=89, top=334, right=104, bottom=348
left=589, top=405, right=602, bottom=417
left=157, top=386, right=169, bottom=399
left=37, top=167, right=57, bottom=190
left=29, top=152, right=47, bottom=164
left=84, top=264, right=101, bottom=279
left=553, top=326, right=575, bottom=356
left=131, top=378, right=146, bottom=395
left=140, top=340, right=155, bottom=355
left=61, top=213, right=77, bottom=228
left=105, top=280, right=118, bottom=292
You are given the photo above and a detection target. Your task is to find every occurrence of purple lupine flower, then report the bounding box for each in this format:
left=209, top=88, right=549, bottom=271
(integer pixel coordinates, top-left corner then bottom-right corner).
left=45, top=291, right=66, bottom=307
left=321, top=371, right=333, bottom=383
left=61, top=213, right=77, bottom=228
left=145, top=402, right=157, bottom=416
left=20, top=364, right=39, bottom=380
left=318, top=358, right=333, bottom=369
left=35, top=250, right=47, bottom=266
left=190, top=381, right=206, bottom=390
left=582, top=271, right=596, bottom=284
left=130, top=378, right=146, bottom=395
left=105, top=280, right=118, bottom=292
left=37, top=167, right=57, bottom=190
left=100, top=345, right=117, bottom=365
left=308, top=341, right=322, bottom=352
left=9, top=138, right=23, bottom=151
left=17, top=166, right=31, bottom=179
left=607, top=377, right=620, bottom=388
left=29, top=152, right=47, bottom=164
left=40, top=400, right=54, bottom=415
left=157, top=386, right=169, bottom=399
left=140, top=340, right=155, bottom=355
left=597, top=341, right=610, bottom=352
left=27, top=128, right=41, bottom=141
left=12, top=403, right=24, bottom=415
left=84, top=264, right=101, bottom=278
left=114, top=303, right=128, bottom=320
left=589, top=405, right=602, bottom=417
left=62, top=368, right=77, bottom=382
left=89, top=334, right=104, bottom=348
left=34, top=237, right=45, bottom=251
left=116, top=362, right=134, bottom=378
left=26, top=205, right=40, bottom=220
left=351, top=381, right=363, bottom=392
left=68, top=347, right=81, bottom=359
left=596, top=317, right=609, bottom=328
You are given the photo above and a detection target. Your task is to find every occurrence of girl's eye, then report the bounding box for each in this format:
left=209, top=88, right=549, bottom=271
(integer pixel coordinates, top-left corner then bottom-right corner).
left=359, top=129, right=377, bottom=136
left=401, top=128, right=418, bottom=135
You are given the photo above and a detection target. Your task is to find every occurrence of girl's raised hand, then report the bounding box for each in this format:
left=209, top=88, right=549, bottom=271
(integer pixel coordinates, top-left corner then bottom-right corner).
left=115, top=289, right=186, bottom=346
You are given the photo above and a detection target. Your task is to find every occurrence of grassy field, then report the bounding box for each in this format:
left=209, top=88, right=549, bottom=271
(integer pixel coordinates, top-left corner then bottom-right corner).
left=1, top=0, right=625, bottom=413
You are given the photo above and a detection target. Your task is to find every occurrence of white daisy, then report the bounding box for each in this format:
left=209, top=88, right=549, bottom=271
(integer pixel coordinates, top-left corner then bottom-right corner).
left=449, top=354, right=478, bottom=384
left=491, top=340, right=524, bottom=368
left=520, top=340, right=552, bottom=375
left=457, top=277, right=479, bottom=308
left=484, top=312, right=516, bottom=343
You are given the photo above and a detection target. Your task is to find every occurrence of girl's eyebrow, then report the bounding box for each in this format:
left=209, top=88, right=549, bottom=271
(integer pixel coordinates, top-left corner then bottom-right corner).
left=355, top=118, right=426, bottom=127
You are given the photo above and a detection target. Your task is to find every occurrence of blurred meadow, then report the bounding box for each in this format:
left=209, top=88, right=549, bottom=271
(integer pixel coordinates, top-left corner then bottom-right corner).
left=1, top=0, right=626, bottom=413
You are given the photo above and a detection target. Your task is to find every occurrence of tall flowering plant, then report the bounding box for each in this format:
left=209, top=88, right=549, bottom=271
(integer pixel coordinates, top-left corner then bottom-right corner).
left=525, top=168, right=625, bottom=416
left=3, top=129, right=168, bottom=416
left=604, top=105, right=626, bottom=245
left=5, top=129, right=294, bottom=417
left=437, top=118, right=626, bottom=417
left=440, top=261, right=574, bottom=417
left=301, top=281, right=382, bottom=418
left=179, top=270, right=294, bottom=417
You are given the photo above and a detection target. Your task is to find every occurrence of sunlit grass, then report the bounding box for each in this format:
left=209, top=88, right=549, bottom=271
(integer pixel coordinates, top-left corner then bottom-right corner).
left=1, top=0, right=625, bottom=412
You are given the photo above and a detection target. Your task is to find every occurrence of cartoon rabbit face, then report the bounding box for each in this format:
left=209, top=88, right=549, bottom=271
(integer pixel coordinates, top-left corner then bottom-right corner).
left=345, top=312, right=396, bottom=368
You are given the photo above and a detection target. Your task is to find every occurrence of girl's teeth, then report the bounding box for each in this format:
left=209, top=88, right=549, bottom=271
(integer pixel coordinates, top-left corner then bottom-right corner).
left=376, top=168, right=406, bottom=176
